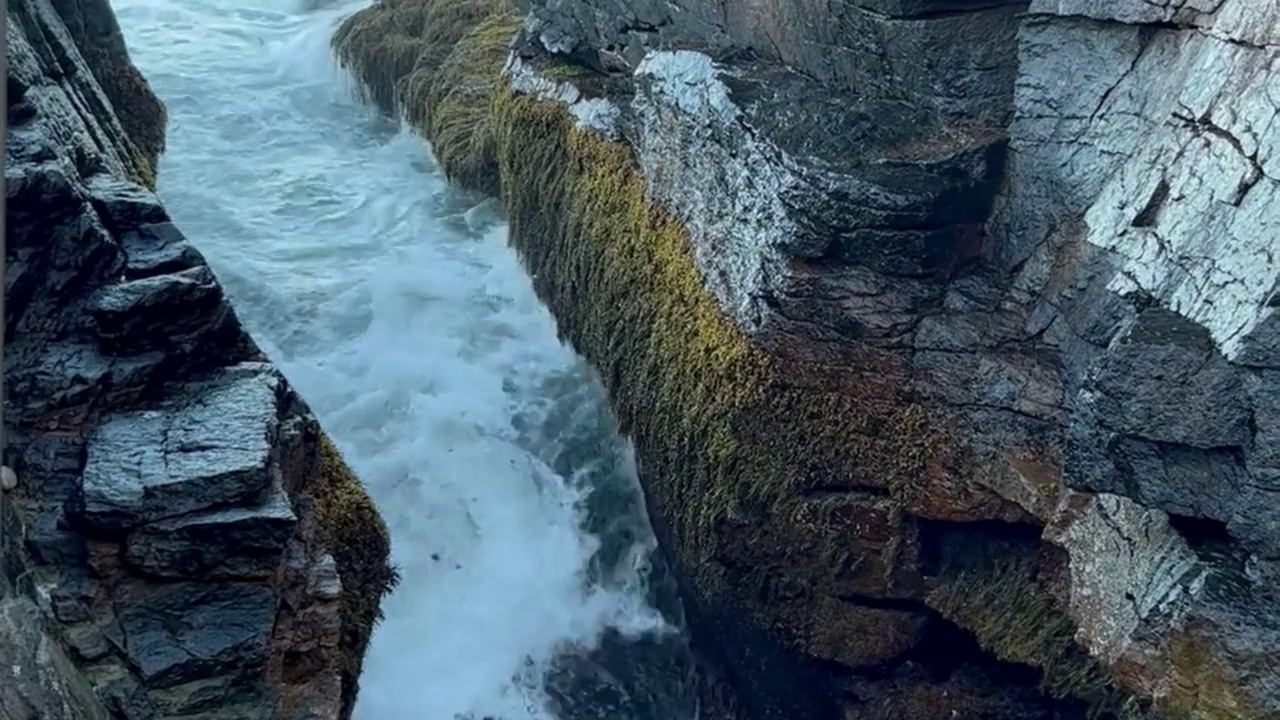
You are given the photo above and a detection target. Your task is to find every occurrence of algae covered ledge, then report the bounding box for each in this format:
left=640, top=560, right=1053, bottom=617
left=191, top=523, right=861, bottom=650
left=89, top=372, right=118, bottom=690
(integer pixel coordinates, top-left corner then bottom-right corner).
left=332, top=2, right=996, bottom=718
left=329, top=1, right=1275, bottom=719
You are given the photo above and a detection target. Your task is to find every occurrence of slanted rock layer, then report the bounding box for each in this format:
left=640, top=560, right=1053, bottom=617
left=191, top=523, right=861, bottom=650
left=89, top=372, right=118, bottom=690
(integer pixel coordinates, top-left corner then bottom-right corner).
left=333, top=0, right=1279, bottom=718
left=3, top=1, right=396, bottom=718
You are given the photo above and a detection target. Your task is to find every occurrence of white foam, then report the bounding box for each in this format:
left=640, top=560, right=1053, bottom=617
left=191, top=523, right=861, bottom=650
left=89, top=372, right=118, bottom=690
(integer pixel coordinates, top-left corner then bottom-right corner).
left=113, top=1, right=669, bottom=718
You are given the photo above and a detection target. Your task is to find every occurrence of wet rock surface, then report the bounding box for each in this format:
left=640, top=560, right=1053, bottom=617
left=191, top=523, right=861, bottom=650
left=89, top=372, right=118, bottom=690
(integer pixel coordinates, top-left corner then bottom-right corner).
left=3, top=0, right=393, bottom=718
left=336, top=0, right=1280, bottom=717
left=76, top=368, right=280, bottom=534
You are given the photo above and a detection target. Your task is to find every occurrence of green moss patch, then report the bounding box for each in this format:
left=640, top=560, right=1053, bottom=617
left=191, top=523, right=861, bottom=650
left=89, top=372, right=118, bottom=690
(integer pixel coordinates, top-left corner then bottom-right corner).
left=311, top=435, right=398, bottom=705
left=53, top=0, right=167, bottom=188
left=333, top=0, right=941, bottom=573
left=926, top=558, right=1139, bottom=719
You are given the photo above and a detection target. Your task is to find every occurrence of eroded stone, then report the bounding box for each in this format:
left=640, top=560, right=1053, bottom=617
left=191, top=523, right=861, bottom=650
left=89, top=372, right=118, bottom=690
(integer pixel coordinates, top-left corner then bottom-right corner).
left=120, top=222, right=206, bottom=279
left=89, top=265, right=228, bottom=355
left=124, top=479, right=297, bottom=579
left=77, top=366, right=281, bottom=533
left=113, top=583, right=277, bottom=688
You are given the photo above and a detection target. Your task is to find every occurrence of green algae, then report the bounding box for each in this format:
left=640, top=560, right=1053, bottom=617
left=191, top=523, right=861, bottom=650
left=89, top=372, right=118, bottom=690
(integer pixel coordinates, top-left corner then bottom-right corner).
left=926, top=558, right=1140, bottom=720
left=310, top=435, right=398, bottom=707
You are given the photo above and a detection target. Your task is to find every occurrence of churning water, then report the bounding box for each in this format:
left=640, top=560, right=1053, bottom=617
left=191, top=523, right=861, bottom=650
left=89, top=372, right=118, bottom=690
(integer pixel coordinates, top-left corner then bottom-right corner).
left=113, top=1, right=692, bottom=718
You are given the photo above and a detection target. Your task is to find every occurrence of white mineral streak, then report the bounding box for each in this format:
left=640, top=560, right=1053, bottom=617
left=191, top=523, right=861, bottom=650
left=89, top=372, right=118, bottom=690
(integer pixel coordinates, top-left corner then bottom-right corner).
left=1044, top=492, right=1205, bottom=663
left=1017, top=0, right=1280, bottom=362
left=502, top=54, right=620, bottom=138
left=631, top=50, right=795, bottom=331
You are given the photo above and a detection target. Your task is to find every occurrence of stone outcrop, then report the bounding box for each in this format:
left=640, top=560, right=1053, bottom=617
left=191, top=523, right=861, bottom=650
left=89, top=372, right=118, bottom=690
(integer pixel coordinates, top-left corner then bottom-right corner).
left=3, top=1, right=396, bottom=718
left=332, top=0, right=1278, bottom=719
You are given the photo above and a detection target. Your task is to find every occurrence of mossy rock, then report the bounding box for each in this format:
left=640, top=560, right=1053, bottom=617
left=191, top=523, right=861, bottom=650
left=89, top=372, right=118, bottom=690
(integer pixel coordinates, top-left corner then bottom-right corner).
left=334, top=0, right=941, bottom=566
left=51, top=0, right=167, bottom=188
left=1157, top=629, right=1268, bottom=720
left=925, top=558, right=1140, bottom=720
left=310, top=434, right=397, bottom=712
left=329, top=5, right=1104, bottom=718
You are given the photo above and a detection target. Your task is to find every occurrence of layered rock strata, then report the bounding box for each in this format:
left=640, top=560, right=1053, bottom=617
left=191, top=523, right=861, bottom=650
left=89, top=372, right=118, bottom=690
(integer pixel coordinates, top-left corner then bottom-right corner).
left=332, top=0, right=1278, bottom=719
left=3, top=1, right=396, bottom=718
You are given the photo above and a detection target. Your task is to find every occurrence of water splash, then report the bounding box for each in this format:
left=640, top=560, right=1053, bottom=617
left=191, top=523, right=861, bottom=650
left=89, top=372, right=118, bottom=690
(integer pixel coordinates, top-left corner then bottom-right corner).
left=113, top=1, right=682, bottom=718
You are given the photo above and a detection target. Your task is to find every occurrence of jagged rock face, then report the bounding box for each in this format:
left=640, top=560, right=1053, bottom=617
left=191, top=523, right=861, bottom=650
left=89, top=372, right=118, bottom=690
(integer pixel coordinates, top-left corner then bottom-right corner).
left=1, top=596, right=113, bottom=719
left=985, top=3, right=1280, bottom=716
left=514, top=0, right=1026, bottom=125
left=334, top=0, right=1278, bottom=718
left=3, top=1, right=395, bottom=718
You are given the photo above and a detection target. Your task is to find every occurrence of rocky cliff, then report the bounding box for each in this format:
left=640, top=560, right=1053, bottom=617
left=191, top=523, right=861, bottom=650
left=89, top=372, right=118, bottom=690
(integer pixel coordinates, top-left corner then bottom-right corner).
left=332, top=0, right=1279, bottom=719
left=3, top=1, right=396, bottom=718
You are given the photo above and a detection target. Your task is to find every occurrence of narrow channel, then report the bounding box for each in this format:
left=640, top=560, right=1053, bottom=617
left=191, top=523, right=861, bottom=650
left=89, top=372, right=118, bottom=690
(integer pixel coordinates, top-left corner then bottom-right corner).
left=114, top=1, right=694, bottom=718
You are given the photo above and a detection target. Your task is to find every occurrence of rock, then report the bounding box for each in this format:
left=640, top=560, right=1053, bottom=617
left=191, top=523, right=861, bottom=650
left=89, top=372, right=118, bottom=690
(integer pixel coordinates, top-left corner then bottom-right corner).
left=0, top=596, right=113, bottom=720
left=25, top=509, right=90, bottom=567
left=113, top=583, right=277, bottom=687
left=86, top=664, right=157, bottom=720
left=88, top=266, right=228, bottom=352
left=76, top=366, right=280, bottom=533
left=332, top=0, right=1277, bottom=718
left=147, top=676, right=272, bottom=720
left=1043, top=493, right=1203, bottom=667
left=125, top=479, right=297, bottom=580
left=47, top=573, right=98, bottom=624
left=86, top=174, right=169, bottom=231
left=15, top=434, right=87, bottom=506
left=4, top=2, right=394, bottom=719
left=306, top=552, right=344, bottom=601
left=64, top=623, right=112, bottom=663
left=120, top=222, right=207, bottom=279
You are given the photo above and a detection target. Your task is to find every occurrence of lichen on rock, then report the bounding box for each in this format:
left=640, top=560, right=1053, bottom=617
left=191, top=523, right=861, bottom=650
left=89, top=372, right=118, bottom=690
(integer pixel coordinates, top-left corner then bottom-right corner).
left=309, top=435, right=398, bottom=704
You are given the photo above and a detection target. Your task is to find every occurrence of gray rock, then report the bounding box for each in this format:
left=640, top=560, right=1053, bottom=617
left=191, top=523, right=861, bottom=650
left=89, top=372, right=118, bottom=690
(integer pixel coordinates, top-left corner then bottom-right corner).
left=147, top=675, right=272, bottom=719
left=89, top=266, right=229, bottom=355
left=306, top=552, right=343, bottom=601
left=86, top=664, right=157, bottom=720
left=3, top=341, right=113, bottom=425
left=113, top=583, right=277, bottom=687
left=5, top=3, right=387, bottom=720
left=124, top=480, right=297, bottom=580
left=516, top=0, right=1025, bottom=124
left=0, top=597, right=113, bottom=720
left=491, top=0, right=1280, bottom=716
left=16, top=434, right=86, bottom=505
left=86, top=174, right=169, bottom=232
left=47, top=573, right=97, bottom=624
left=1246, top=371, right=1280, bottom=471
left=64, top=623, right=112, bottom=663
left=1231, top=472, right=1280, bottom=560
left=24, top=509, right=90, bottom=567
left=1087, top=308, right=1250, bottom=448
left=120, top=222, right=206, bottom=280
left=604, top=49, right=1005, bottom=331
left=76, top=366, right=281, bottom=533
